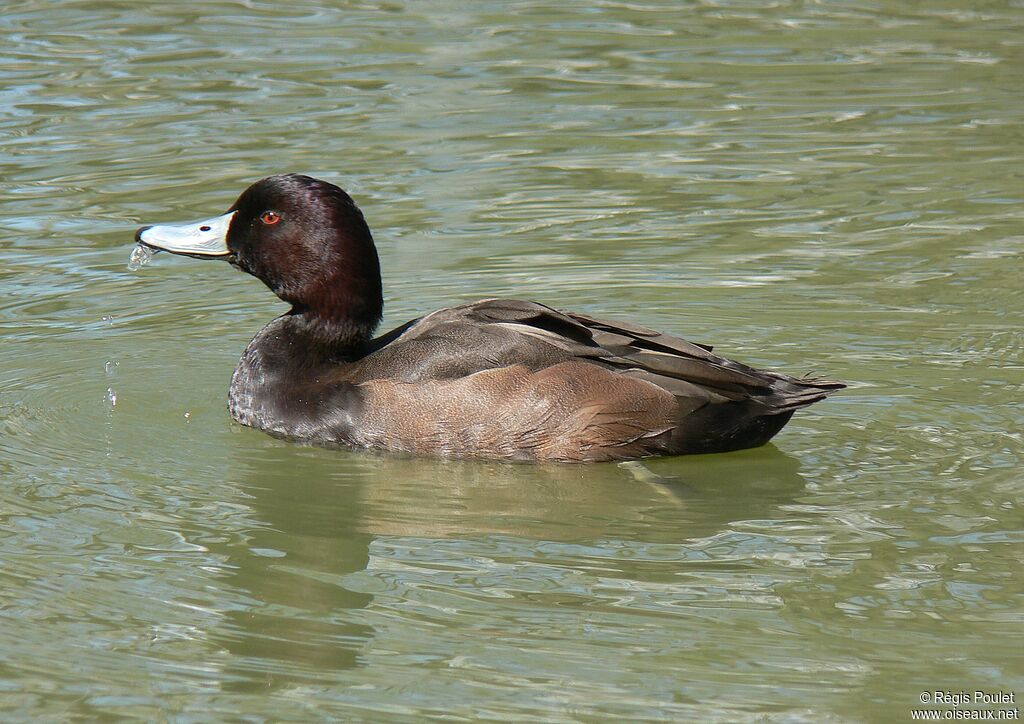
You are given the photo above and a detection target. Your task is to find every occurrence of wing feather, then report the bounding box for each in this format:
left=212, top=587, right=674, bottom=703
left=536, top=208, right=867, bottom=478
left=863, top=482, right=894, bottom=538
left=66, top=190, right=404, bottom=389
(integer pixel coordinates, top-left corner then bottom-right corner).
left=371, top=298, right=843, bottom=412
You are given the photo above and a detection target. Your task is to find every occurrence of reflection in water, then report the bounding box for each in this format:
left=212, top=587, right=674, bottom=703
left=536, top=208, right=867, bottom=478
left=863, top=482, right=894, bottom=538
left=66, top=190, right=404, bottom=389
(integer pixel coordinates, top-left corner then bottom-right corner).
left=209, top=440, right=805, bottom=690
left=211, top=448, right=374, bottom=688
left=354, top=445, right=806, bottom=543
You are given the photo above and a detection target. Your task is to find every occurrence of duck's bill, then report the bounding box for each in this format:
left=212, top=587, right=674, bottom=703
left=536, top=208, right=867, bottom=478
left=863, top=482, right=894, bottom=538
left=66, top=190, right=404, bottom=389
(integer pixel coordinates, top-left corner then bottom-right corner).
left=135, top=211, right=235, bottom=259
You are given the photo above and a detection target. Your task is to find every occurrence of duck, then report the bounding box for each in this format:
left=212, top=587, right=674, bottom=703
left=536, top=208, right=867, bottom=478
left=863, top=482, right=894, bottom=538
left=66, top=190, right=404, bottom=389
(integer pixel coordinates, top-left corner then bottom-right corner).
left=133, top=173, right=843, bottom=463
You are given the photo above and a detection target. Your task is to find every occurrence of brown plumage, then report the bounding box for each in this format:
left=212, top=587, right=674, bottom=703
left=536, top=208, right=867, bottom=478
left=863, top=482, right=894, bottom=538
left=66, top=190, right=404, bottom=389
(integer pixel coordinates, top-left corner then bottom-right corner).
left=135, top=174, right=844, bottom=463
left=329, top=298, right=842, bottom=461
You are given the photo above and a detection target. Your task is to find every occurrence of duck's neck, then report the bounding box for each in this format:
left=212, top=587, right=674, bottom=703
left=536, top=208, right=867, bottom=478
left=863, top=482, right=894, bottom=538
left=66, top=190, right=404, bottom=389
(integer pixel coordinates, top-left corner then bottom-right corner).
left=283, top=246, right=384, bottom=359
left=284, top=306, right=380, bottom=361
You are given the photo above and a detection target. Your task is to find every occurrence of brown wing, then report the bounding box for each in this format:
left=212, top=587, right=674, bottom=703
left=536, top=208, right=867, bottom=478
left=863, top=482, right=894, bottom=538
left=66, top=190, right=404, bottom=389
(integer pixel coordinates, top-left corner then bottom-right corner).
left=356, top=297, right=843, bottom=412
left=339, top=298, right=844, bottom=460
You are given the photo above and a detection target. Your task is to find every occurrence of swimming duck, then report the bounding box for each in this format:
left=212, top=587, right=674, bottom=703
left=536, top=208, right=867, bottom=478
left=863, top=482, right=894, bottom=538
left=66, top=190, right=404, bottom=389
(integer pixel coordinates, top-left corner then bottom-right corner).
left=134, top=174, right=843, bottom=462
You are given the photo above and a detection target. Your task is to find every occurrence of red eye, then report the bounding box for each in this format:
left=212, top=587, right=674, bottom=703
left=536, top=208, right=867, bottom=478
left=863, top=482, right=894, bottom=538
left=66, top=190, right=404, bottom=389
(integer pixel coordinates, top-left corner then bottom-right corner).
left=260, top=210, right=280, bottom=225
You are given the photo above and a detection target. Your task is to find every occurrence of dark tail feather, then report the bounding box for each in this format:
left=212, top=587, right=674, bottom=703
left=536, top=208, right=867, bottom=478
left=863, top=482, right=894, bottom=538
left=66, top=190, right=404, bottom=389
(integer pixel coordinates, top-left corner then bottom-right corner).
left=765, top=375, right=846, bottom=413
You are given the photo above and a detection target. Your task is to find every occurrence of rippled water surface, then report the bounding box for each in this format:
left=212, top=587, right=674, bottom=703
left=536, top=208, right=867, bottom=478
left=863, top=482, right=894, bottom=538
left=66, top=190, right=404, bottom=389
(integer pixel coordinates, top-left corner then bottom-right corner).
left=2, top=1, right=1022, bottom=720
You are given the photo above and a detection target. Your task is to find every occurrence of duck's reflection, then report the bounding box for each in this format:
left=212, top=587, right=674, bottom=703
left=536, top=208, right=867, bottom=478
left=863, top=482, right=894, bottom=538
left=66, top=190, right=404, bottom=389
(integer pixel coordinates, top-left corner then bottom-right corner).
left=211, top=439, right=806, bottom=689
left=211, top=444, right=373, bottom=690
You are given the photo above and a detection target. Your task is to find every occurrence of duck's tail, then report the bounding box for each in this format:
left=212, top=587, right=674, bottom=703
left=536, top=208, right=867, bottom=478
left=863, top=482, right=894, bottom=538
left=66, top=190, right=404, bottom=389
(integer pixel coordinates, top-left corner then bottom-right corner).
left=763, top=374, right=846, bottom=413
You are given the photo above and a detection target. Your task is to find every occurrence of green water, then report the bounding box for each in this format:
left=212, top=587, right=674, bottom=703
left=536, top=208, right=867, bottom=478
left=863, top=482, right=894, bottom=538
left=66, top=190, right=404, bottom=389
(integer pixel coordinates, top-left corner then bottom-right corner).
left=2, top=1, right=1022, bottom=721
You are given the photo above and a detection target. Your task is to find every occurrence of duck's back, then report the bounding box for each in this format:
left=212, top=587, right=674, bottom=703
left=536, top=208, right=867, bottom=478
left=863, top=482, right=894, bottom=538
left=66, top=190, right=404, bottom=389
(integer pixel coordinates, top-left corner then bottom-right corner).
left=314, top=299, right=843, bottom=462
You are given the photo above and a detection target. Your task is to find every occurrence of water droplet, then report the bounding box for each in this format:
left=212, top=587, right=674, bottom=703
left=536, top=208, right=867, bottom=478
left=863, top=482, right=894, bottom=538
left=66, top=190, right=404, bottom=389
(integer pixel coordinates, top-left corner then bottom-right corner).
left=106, top=388, right=117, bottom=408
left=128, top=243, right=159, bottom=271
left=183, top=411, right=192, bottom=422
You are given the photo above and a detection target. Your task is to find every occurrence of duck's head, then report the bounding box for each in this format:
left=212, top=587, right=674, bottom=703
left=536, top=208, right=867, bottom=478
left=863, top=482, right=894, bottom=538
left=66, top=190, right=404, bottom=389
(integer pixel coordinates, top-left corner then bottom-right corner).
left=135, top=174, right=383, bottom=347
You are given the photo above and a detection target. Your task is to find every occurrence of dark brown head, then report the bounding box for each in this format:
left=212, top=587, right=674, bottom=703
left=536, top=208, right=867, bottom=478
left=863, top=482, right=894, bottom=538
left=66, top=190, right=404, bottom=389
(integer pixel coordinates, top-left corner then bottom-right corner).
left=135, top=174, right=383, bottom=349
